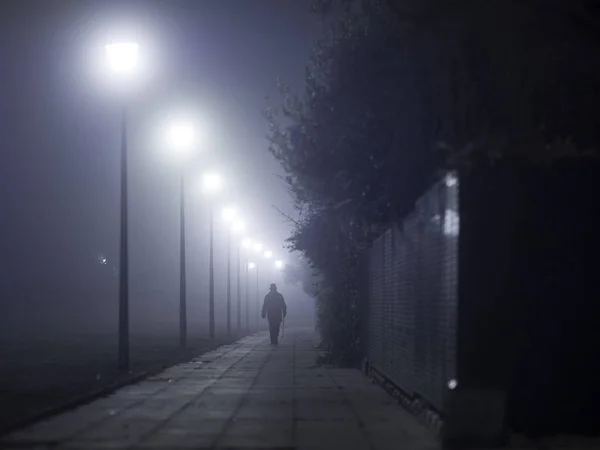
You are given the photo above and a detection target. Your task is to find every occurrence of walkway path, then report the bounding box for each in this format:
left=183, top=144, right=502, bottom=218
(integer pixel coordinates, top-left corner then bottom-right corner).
left=0, top=328, right=438, bottom=449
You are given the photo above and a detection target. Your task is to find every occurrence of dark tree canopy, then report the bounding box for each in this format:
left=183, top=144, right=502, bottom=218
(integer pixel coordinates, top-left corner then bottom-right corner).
left=266, top=0, right=600, bottom=362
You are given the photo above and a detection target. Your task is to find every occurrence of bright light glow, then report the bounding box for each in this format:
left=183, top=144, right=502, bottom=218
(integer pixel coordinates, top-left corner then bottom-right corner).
left=105, top=42, right=139, bottom=73
left=445, top=174, right=458, bottom=187
left=253, top=242, right=263, bottom=252
left=248, top=262, right=256, bottom=269
left=444, top=209, right=460, bottom=237
left=275, top=260, right=284, bottom=269
left=241, top=238, right=252, bottom=248
left=221, top=207, right=237, bottom=222
left=231, top=220, right=245, bottom=234
left=264, top=250, right=273, bottom=259
left=169, top=122, right=194, bottom=150
left=447, top=379, right=458, bottom=390
left=202, top=173, right=223, bottom=193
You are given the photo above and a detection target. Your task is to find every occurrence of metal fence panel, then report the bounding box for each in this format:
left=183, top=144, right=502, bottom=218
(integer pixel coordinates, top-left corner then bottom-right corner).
left=366, top=173, right=459, bottom=412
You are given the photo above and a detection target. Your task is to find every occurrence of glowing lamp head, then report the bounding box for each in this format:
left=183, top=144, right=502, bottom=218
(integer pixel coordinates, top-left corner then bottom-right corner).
left=445, top=174, right=458, bottom=187
left=264, top=250, right=273, bottom=259
left=248, top=262, right=256, bottom=270
left=275, top=260, right=284, bottom=269
left=202, top=173, right=223, bottom=193
left=105, top=42, right=139, bottom=74
left=231, top=220, right=245, bottom=234
left=447, top=379, right=458, bottom=390
left=169, top=122, right=194, bottom=151
left=221, top=207, right=237, bottom=222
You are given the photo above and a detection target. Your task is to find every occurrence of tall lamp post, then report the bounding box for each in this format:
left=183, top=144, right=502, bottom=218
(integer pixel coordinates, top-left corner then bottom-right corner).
left=274, top=260, right=284, bottom=285
left=168, top=122, right=195, bottom=348
left=252, top=242, right=263, bottom=331
left=262, top=250, right=273, bottom=332
left=238, top=238, right=252, bottom=330
left=248, top=261, right=258, bottom=331
left=105, top=41, right=139, bottom=371
left=230, top=220, right=246, bottom=334
left=221, top=207, right=237, bottom=337
left=246, top=260, right=254, bottom=330
left=202, top=173, right=224, bottom=340
left=236, top=241, right=242, bottom=331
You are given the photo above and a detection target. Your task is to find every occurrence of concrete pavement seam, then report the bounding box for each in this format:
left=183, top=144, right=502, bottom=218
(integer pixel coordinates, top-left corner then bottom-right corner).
left=210, top=340, right=275, bottom=449
left=134, top=336, right=269, bottom=449
left=0, top=336, right=247, bottom=438
left=45, top=338, right=252, bottom=447
left=327, top=370, right=376, bottom=450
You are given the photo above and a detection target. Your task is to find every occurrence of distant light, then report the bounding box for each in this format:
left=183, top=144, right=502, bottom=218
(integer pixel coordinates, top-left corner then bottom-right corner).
left=231, top=220, right=245, bottom=234
left=447, top=379, right=458, bottom=390
left=445, top=174, right=457, bottom=187
left=241, top=237, right=252, bottom=249
left=169, top=122, right=195, bottom=150
left=105, top=42, right=139, bottom=74
left=274, top=260, right=284, bottom=269
left=221, top=206, right=237, bottom=222
left=253, top=242, right=263, bottom=252
left=248, top=262, right=256, bottom=269
left=264, top=250, right=273, bottom=259
left=202, top=173, right=223, bottom=193
left=444, top=209, right=460, bottom=237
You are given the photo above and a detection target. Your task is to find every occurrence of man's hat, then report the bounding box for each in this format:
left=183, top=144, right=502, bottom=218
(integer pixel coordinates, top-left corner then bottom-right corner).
left=270, top=283, right=277, bottom=290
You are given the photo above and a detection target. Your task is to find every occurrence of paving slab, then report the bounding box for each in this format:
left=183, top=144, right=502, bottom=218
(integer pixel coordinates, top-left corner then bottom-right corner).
left=0, top=330, right=439, bottom=450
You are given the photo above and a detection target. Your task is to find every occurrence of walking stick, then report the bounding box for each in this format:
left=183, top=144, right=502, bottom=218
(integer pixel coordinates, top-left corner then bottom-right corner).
left=281, top=316, right=285, bottom=340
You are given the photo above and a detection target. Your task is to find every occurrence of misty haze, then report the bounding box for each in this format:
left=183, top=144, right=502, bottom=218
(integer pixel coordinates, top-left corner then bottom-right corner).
left=1, top=1, right=600, bottom=449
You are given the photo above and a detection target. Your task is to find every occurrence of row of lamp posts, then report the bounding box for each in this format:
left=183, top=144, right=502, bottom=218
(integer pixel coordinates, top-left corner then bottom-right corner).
left=105, top=41, right=286, bottom=371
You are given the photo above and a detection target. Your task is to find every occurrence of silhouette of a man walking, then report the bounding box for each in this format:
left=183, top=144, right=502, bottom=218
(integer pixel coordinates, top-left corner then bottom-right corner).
left=261, top=283, right=287, bottom=346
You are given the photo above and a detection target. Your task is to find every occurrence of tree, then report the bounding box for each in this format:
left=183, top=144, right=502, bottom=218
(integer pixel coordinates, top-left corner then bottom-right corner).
left=266, top=0, right=600, bottom=364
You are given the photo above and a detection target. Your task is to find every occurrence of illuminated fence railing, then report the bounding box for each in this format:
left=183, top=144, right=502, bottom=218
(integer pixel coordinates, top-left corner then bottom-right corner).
left=365, top=171, right=459, bottom=412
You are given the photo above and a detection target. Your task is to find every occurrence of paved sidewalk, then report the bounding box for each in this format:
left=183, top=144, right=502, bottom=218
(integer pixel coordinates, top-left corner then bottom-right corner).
left=0, top=328, right=438, bottom=450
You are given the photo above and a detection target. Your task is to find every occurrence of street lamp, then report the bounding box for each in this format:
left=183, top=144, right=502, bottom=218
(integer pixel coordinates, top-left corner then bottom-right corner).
left=202, top=173, right=223, bottom=194
left=231, top=220, right=245, bottom=235
left=230, top=220, right=245, bottom=333
left=264, top=250, right=273, bottom=259
left=275, top=260, right=284, bottom=270
left=241, top=238, right=253, bottom=330
left=221, top=206, right=237, bottom=222
left=247, top=261, right=259, bottom=331
left=202, top=172, right=224, bottom=340
left=221, top=206, right=237, bottom=337
left=169, top=123, right=195, bottom=154
left=168, top=120, right=196, bottom=349
left=105, top=40, right=139, bottom=372
left=105, top=42, right=139, bottom=74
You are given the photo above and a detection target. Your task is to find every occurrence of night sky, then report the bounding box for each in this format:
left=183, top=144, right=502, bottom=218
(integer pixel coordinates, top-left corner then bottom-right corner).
left=0, top=0, right=321, bottom=335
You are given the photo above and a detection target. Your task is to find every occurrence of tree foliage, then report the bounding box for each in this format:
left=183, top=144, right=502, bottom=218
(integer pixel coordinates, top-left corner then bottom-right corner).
left=266, top=0, right=600, bottom=364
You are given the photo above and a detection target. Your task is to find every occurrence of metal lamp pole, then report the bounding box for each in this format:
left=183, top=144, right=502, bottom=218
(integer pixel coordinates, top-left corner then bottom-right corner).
left=255, top=263, right=259, bottom=331
left=118, top=106, right=130, bottom=371
left=226, top=231, right=232, bottom=337
left=209, top=207, right=215, bottom=340
left=236, top=244, right=241, bottom=332
left=179, top=172, right=187, bottom=348
left=245, top=258, right=250, bottom=331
